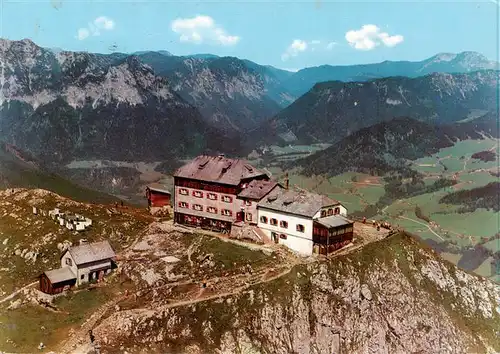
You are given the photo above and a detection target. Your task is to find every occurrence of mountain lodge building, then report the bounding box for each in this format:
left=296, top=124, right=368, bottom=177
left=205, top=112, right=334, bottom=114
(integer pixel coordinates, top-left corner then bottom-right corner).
left=173, top=155, right=280, bottom=232
left=173, top=154, right=354, bottom=256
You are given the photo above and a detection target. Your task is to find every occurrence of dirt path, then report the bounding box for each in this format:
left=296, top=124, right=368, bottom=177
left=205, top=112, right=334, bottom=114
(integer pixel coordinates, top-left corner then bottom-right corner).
left=398, top=216, right=445, bottom=241
left=155, top=265, right=296, bottom=312
left=0, top=281, right=38, bottom=305
left=58, top=294, right=126, bottom=353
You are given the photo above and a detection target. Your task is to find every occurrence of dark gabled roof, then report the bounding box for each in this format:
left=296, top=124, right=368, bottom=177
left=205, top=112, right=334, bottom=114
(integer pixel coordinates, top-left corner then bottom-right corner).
left=147, top=183, right=171, bottom=194
left=315, top=215, right=353, bottom=229
left=65, top=241, right=115, bottom=265
left=173, top=155, right=268, bottom=186
left=43, top=267, right=76, bottom=284
left=257, top=188, right=340, bottom=218
left=237, top=180, right=280, bottom=200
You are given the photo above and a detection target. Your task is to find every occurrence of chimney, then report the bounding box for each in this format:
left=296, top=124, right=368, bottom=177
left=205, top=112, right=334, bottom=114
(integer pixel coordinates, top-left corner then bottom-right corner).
left=284, top=172, right=289, bottom=190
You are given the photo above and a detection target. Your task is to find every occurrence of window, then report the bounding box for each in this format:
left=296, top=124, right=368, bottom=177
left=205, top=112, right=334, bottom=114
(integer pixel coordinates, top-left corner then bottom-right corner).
left=334, top=207, right=341, bottom=215
left=207, top=193, right=217, bottom=200
left=270, top=218, right=278, bottom=226
left=221, top=209, right=232, bottom=216
left=244, top=200, right=252, bottom=206
left=279, top=234, right=287, bottom=240
left=193, top=204, right=203, bottom=211
left=328, top=208, right=333, bottom=216
left=222, top=195, right=233, bottom=203
left=280, top=220, right=288, bottom=229
left=296, top=224, right=305, bottom=233
left=193, top=190, right=203, bottom=198
left=321, top=210, right=327, bottom=217
left=179, top=188, right=188, bottom=195
left=246, top=213, right=253, bottom=221
left=65, top=258, right=72, bottom=266
left=178, top=201, right=189, bottom=208
left=260, top=216, right=268, bottom=223
left=207, top=206, right=217, bottom=214
left=81, top=274, right=85, bottom=280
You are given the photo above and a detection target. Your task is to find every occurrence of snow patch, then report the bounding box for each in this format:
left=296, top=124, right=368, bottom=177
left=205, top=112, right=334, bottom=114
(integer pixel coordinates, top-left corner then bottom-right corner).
left=386, top=98, right=402, bottom=105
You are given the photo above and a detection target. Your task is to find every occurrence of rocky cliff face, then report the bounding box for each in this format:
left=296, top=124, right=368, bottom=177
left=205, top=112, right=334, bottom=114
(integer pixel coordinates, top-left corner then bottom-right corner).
left=137, top=54, right=293, bottom=134
left=0, top=39, right=236, bottom=164
left=256, top=70, right=499, bottom=146
left=89, top=233, right=500, bottom=354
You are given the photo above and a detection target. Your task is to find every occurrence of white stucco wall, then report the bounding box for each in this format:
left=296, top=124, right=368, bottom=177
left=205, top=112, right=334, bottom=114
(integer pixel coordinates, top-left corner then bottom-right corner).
left=77, top=260, right=112, bottom=285
left=314, top=204, right=348, bottom=219
left=257, top=208, right=314, bottom=256
left=60, top=251, right=78, bottom=278
left=60, top=252, right=112, bottom=286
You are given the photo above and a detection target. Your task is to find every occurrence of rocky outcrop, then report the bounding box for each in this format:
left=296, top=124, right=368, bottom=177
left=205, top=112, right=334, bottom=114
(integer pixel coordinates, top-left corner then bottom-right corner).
left=89, top=233, right=500, bottom=353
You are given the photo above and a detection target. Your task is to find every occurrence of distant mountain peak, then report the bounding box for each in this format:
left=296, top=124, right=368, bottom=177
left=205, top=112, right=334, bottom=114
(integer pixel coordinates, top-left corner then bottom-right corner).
left=429, top=52, right=457, bottom=62
left=132, top=50, right=173, bottom=56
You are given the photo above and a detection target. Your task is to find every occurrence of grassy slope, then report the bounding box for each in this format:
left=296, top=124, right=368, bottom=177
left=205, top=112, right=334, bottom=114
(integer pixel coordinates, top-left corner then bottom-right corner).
left=0, top=189, right=152, bottom=352
left=0, top=146, right=119, bottom=205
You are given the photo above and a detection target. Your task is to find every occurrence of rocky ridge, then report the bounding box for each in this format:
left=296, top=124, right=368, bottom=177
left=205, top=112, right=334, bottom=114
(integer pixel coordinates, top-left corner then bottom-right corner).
left=256, top=70, right=499, bottom=146
left=79, top=232, right=500, bottom=354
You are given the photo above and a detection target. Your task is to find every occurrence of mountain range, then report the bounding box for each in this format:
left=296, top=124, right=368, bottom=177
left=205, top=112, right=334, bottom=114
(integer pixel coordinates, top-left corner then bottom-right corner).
left=257, top=70, right=499, bottom=146
left=0, top=37, right=498, bottom=169
left=0, top=39, right=239, bottom=164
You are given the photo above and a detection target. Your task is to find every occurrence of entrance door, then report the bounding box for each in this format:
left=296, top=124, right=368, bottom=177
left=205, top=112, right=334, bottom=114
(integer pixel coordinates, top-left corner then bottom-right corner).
left=236, top=211, right=244, bottom=222
left=271, top=232, right=279, bottom=244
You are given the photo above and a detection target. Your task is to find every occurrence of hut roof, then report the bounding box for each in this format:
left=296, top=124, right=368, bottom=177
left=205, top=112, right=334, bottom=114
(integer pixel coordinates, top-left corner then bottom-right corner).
left=43, top=267, right=76, bottom=284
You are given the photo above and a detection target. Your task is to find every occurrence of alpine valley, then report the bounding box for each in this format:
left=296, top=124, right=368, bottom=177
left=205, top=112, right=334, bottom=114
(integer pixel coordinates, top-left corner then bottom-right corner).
left=0, top=36, right=500, bottom=353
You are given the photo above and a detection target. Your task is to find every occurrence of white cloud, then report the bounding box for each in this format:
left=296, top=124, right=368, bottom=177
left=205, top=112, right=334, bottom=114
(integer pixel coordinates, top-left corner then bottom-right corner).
left=77, top=28, right=90, bottom=41
left=76, top=16, right=115, bottom=41
left=171, top=15, right=240, bottom=46
left=345, top=24, right=403, bottom=51
left=281, top=39, right=308, bottom=61
left=281, top=39, right=337, bottom=61
left=94, top=16, right=115, bottom=30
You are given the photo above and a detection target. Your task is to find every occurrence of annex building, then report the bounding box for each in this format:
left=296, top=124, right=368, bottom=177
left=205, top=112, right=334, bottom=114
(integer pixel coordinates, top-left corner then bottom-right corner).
left=257, top=188, right=353, bottom=256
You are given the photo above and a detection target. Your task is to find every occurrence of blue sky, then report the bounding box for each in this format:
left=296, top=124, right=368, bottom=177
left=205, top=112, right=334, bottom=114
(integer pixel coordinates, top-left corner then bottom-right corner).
left=1, top=0, right=498, bottom=70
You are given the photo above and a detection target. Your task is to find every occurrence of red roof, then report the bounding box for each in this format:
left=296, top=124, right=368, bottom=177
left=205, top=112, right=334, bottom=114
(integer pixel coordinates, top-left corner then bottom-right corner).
left=173, top=155, right=268, bottom=186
